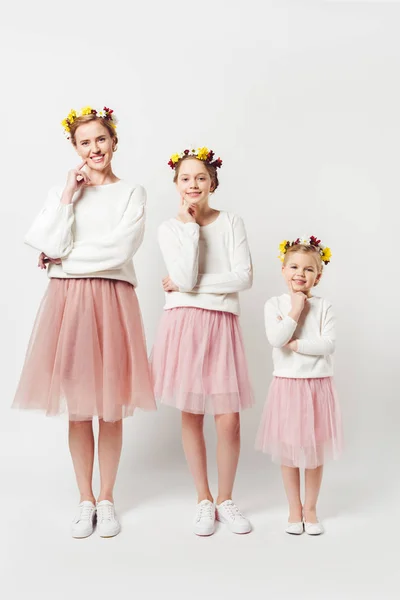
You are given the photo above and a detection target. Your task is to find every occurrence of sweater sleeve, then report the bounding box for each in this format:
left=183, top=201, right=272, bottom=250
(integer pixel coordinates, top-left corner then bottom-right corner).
left=264, top=298, right=298, bottom=348
left=158, top=221, right=200, bottom=292
left=61, top=185, right=146, bottom=275
left=296, top=301, right=336, bottom=356
left=24, top=187, right=75, bottom=259
left=193, top=215, right=253, bottom=294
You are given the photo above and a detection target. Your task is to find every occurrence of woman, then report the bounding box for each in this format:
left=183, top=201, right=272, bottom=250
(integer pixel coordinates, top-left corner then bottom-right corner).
left=13, top=106, right=156, bottom=538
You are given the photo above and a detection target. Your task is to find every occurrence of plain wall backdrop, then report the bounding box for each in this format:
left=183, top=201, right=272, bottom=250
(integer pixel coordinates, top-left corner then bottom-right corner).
left=1, top=1, right=399, bottom=598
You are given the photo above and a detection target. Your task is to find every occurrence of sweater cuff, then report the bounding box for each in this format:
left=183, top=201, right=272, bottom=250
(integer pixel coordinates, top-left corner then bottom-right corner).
left=284, top=315, right=298, bottom=328
left=57, top=202, right=74, bottom=215
left=296, top=339, right=305, bottom=353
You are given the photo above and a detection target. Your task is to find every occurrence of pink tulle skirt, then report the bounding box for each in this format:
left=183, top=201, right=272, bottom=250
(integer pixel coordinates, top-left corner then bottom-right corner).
left=13, top=278, right=156, bottom=422
left=151, top=307, right=254, bottom=414
left=255, top=377, right=343, bottom=468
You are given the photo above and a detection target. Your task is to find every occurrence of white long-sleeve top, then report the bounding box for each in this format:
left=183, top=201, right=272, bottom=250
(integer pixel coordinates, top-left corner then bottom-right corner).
left=158, top=211, right=253, bottom=315
left=24, top=181, right=146, bottom=286
left=264, top=294, right=335, bottom=378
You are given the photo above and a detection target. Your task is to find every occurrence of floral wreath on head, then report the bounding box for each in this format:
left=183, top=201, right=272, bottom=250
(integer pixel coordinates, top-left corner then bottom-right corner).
left=168, top=147, right=223, bottom=170
left=61, top=106, right=118, bottom=139
left=278, top=235, right=332, bottom=265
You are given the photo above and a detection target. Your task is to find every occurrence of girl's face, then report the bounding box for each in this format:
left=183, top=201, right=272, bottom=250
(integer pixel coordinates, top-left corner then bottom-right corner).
left=175, top=158, right=214, bottom=205
left=74, top=120, right=115, bottom=172
left=282, top=251, right=321, bottom=295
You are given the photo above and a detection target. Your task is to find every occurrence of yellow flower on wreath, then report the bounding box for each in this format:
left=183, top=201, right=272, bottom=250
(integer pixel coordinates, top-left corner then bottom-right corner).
left=321, top=247, right=332, bottom=263
left=279, top=240, right=288, bottom=254
left=81, top=106, right=93, bottom=116
left=197, top=147, right=209, bottom=161
left=170, top=153, right=181, bottom=164
left=61, top=119, right=70, bottom=132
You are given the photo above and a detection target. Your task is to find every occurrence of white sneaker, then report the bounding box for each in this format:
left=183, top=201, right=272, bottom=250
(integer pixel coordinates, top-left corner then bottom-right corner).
left=71, top=501, right=96, bottom=538
left=193, top=500, right=215, bottom=536
left=304, top=521, right=324, bottom=535
left=216, top=500, right=252, bottom=534
left=285, top=521, right=304, bottom=535
left=96, top=500, right=121, bottom=538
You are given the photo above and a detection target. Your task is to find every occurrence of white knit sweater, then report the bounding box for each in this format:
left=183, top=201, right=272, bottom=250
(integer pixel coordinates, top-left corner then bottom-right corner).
left=264, top=294, right=335, bottom=378
left=24, top=180, right=146, bottom=286
left=158, top=211, right=253, bottom=315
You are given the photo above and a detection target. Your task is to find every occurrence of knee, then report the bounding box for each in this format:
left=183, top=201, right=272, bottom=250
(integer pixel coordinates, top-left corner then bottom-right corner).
left=99, top=419, right=122, bottom=430
left=69, top=419, right=92, bottom=430
left=182, top=412, right=204, bottom=430
left=216, top=413, right=240, bottom=440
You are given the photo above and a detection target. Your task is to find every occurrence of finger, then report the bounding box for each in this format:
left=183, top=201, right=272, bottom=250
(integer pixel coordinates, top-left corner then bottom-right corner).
left=77, top=160, right=87, bottom=170
left=39, top=253, right=49, bottom=268
left=77, top=172, right=90, bottom=184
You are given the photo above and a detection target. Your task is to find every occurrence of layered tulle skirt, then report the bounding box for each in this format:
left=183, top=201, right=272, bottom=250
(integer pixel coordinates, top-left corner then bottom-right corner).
left=13, top=278, right=156, bottom=421
left=151, top=307, right=254, bottom=414
left=255, top=377, right=343, bottom=468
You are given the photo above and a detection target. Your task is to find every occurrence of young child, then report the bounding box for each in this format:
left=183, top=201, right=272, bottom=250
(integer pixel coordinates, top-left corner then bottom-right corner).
left=13, top=106, right=156, bottom=538
left=151, top=147, right=254, bottom=536
left=256, top=236, right=342, bottom=535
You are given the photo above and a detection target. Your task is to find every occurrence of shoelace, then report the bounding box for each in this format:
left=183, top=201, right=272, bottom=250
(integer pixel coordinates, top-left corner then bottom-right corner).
left=196, top=503, right=214, bottom=522
left=221, top=501, right=244, bottom=520
left=75, top=505, right=94, bottom=523
left=97, top=504, right=114, bottom=522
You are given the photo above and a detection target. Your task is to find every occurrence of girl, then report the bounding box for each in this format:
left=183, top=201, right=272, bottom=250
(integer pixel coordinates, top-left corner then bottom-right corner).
left=151, top=147, right=254, bottom=536
left=256, top=236, right=342, bottom=535
left=13, top=106, right=156, bottom=538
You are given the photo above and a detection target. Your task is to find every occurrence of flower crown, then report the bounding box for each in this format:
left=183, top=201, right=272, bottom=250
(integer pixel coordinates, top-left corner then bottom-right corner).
left=168, top=147, right=223, bottom=170
left=278, top=236, right=332, bottom=265
left=61, top=106, right=117, bottom=139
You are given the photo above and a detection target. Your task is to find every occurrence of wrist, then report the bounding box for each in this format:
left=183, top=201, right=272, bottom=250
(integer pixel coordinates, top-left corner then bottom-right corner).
left=61, top=190, right=74, bottom=205
left=288, top=308, right=302, bottom=322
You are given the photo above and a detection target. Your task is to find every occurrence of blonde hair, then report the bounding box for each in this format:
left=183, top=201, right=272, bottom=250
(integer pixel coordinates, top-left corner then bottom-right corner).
left=69, top=114, right=118, bottom=148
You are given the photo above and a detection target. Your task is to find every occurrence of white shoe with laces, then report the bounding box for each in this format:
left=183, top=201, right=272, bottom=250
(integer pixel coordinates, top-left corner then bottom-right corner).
left=193, top=500, right=215, bottom=536
left=216, top=500, right=252, bottom=534
left=71, top=501, right=96, bottom=538
left=96, top=500, right=121, bottom=538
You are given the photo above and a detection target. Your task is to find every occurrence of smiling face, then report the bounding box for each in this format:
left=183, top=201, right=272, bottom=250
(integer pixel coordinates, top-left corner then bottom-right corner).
left=282, top=248, right=322, bottom=295
left=174, top=158, right=216, bottom=205
left=73, top=119, right=116, bottom=172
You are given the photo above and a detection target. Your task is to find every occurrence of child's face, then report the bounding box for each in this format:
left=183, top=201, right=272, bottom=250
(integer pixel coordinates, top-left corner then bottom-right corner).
left=175, top=159, right=213, bottom=205
left=282, top=251, right=321, bottom=295
left=74, top=120, right=115, bottom=172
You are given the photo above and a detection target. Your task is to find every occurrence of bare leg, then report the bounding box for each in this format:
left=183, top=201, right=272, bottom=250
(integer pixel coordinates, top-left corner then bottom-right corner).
left=304, top=465, right=324, bottom=523
left=97, top=419, right=123, bottom=503
left=181, top=412, right=213, bottom=503
left=68, top=420, right=96, bottom=504
left=281, top=466, right=303, bottom=522
left=215, top=413, right=241, bottom=505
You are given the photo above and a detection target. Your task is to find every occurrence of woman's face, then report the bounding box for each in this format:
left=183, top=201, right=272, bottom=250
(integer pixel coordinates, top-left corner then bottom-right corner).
left=74, top=120, right=115, bottom=172
left=175, top=158, right=214, bottom=205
